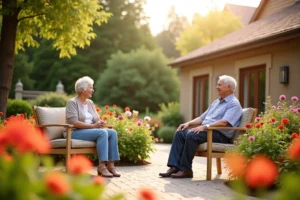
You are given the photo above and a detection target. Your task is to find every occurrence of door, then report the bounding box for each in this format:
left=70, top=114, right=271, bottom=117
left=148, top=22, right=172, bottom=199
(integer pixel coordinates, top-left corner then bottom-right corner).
left=239, top=65, right=266, bottom=113
left=193, top=75, right=209, bottom=119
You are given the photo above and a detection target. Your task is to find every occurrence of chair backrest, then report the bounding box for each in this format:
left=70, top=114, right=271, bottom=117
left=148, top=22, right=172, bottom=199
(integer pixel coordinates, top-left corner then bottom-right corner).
left=33, top=106, right=66, bottom=140
left=231, top=107, right=258, bottom=142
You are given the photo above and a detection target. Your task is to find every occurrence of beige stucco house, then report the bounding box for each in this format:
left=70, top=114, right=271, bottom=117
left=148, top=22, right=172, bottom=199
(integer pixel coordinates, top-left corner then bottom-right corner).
left=169, top=0, right=300, bottom=121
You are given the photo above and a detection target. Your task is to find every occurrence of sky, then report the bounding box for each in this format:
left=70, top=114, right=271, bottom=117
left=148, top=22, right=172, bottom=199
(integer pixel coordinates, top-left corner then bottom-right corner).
left=144, top=0, right=262, bottom=35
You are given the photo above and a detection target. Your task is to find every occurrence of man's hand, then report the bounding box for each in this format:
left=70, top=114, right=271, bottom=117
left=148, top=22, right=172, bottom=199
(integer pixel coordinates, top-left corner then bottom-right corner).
left=190, top=126, right=206, bottom=134
left=176, top=123, right=189, bottom=131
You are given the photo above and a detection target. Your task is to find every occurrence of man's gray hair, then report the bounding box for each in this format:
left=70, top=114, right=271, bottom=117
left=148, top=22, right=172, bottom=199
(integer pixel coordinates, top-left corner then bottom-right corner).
left=75, top=76, right=94, bottom=93
left=219, top=75, right=237, bottom=92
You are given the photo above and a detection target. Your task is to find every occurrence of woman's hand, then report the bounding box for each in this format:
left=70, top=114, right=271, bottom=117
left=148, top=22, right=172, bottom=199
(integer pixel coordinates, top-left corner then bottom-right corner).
left=94, top=120, right=106, bottom=128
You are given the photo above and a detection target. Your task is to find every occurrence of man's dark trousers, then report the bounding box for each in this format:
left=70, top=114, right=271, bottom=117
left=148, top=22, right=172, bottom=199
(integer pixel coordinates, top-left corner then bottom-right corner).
left=167, top=129, right=230, bottom=171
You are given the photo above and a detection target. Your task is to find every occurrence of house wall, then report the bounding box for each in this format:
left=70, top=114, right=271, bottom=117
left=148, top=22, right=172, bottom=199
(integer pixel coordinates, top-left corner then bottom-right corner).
left=255, top=0, right=295, bottom=21
left=179, top=37, right=300, bottom=121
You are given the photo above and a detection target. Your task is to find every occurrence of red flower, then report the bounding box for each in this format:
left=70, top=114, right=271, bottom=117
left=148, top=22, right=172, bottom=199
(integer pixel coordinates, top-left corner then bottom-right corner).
left=245, top=123, right=252, bottom=129
left=113, top=104, right=117, bottom=108
left=288, top=139, right=300, bottom=160
left=291, top=133, right=299, bottom=139
left=125, top=107, right=130, bottom=111
left=224, top=152, right=247, bottom=178
left=95, top=107, right=100, bottom=112
left=67, top=155, right=93, bottom=175
left=245, top=155, right=278, bottom=188
left=0, top=112, right=3, bottom=116
left=260, top=122, right=264, bottom=126
left=0, top=116, right=50, bottom=154
left=93, top=176, right=105, bottom=185
left=45, top=171, right=70, bottom=196
left=104, top=105, right=109, bottom=109
left=271, top=117, right=276, bottom=122
left=254, top=124, right=261, bottom=128
left=278, top=125, right=285, bottom=130
left=139, top=188, right=156, bottom=200
left=281, top=118, right=290, bottom=124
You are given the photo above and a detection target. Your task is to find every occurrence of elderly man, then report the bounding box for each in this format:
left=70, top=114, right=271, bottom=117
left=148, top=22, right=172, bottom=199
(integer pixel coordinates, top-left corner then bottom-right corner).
left=159, top=75, right=243, bottom=178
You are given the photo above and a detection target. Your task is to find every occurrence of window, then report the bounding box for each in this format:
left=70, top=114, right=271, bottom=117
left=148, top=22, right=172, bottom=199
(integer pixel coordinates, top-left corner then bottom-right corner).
left=239, top=65, right=266, bottom=113
left=193, top=75, right=209, bottom=118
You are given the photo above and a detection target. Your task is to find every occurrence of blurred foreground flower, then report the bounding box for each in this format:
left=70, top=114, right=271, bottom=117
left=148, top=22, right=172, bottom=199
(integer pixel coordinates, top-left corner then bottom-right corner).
left=139, top=188, right=156, bottom=200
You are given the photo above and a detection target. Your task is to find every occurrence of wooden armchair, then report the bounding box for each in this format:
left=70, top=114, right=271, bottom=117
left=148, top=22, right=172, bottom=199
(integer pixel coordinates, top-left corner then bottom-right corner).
left=33, top=106, right=96, bottom=172
left=195, top=108, right=258, bottom=180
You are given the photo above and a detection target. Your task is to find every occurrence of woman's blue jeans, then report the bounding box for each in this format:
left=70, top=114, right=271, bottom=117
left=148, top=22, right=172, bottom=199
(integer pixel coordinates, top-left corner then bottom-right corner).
left=71, top=128, right=120, bottom=163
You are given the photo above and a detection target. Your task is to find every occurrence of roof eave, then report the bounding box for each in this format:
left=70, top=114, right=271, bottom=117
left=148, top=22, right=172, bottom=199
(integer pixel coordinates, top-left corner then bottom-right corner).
left=169, top=29, right=300, bottom=68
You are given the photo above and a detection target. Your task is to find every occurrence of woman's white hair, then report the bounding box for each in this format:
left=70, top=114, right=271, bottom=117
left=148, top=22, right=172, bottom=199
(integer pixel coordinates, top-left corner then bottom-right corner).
left=219, top=75, right=237, bottom=92
left=75, top=76, right=94, bottom=93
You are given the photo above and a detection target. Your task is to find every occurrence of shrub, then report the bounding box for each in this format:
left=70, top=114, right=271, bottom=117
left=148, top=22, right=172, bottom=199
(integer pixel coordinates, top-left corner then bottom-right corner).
left=148, top=116, right=163, bottom=139
left=32, top=92, right=71, bottom=107
left=158, top=102, right=184, bottom=127
left=97, top=105, right=156, bottom=163
left=6, top=99, right=32, bottom=118
left=231, top=95, right=300, bottom=179
left=157, top=126, right=177, bottom=143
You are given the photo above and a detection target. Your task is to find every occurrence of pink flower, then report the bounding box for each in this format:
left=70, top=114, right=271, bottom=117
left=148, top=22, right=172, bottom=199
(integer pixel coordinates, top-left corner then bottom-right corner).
left=272, top=106, right=276, bottom=110
left=144, top=116, right=151, bottom=122
left=118, top=116, right=123, bottom=120
left=125, top=111, right=132, bottom=117
left=277, top=106, right=282, bottom=110
left=248, top=136, right=255, bottom=142
left=291, top=96, right=299, bottom=102
left=145, top=124, right=150, bottom=129
left=297, top=108, right=300, bottom=113
left=279, top=95, right=286, bottom=101
left=255, top=117, right=261, bottom=122
left=137, top=121, right=142, bottom=126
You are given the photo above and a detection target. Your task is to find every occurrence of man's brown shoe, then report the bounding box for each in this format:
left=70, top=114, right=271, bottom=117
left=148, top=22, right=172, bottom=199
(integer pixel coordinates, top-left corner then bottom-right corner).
left=171, top=170, right=193, bottom=178
left=159, top=167, right=179, bottom=177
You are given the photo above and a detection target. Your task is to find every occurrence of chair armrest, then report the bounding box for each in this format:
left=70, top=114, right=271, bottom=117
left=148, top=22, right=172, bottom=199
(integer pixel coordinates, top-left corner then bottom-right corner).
left=207, top=126, right=246, bottom=131
left=38, top=124, right=74, bottom=128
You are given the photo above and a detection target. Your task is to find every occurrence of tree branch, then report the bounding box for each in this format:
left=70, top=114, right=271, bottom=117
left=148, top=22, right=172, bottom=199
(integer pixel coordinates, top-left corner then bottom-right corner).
left=18, top=13, right=45, bottom=22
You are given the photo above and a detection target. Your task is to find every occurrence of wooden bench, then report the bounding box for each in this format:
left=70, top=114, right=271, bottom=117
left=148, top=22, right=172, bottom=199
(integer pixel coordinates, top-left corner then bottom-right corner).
left=33, top=106, right=97, bottom=171
left=195, top=108, right=257, bottom=180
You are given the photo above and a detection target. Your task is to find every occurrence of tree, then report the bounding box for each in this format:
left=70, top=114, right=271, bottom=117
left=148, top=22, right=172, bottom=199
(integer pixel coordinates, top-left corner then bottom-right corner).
left=0, top=0, right=111, bottom=118
left=155, top=6, right=188, bottom=59
left=94, top=47, right=179, bottom=112
left=176, top=9, right=242, bottom=55
left=27, top=0, right=157, bottom=94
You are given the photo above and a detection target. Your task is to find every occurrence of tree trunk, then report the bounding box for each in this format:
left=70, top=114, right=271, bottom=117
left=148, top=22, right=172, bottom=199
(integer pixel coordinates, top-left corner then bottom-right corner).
left=0, top=0, right=19, bottom=119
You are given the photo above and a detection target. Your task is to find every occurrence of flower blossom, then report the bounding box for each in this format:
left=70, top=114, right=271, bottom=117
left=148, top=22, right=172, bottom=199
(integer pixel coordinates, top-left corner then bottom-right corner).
left=125, top=107, right=130, bottom=111
left=281, top=118, right=290, bottom=124
left=45, top=171, right=71, bottom=196
left=145, top=124, right=150, bottom=129
left=291, top=96, right=299, bottom=102
left=125, top=111, right=132, bottom=117
left=270, top=117, right=276, bottom=122
left=279, top=95, right=286, bottom=101
left=139, top=188, right=156, bottom=200
left=255, top=124, right=261, bottom=128
left=93, top=176, right=105, bottom=185
left=278, top=125, right=285, bottom=130
left=144, top=116, right=151, bottom=122
left=245, top=123, right=252, bottom=129
left=67, top=155, right=93, bottom=175
left=224, top=152, right=247, bottom=178
left=291, top=133, right=299, bottom=139
left=0, top=111, right=3, bottom=116
left=245, top=155, right=278, bottom=188
left=118, top=116, right=124, bottom=120
left=255, top=117, right=261, bottom=122
left=137, top=121, right=142, bottom=126
left=248, top=136, right=255, bottom=141
left=288, top=139, right=300, bottom=160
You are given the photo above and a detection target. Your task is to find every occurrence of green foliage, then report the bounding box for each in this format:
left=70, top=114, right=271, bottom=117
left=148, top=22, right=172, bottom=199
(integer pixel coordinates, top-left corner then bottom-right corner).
left=97, top=105, right=156, bottom=163
left=9, top=53, right=35, bottom=98
left=148, top=116, right=164, bottom=138
left=31, top=92, right=71, bottom=107
left=155, top=7, right=188, bottom=58
left=6, top=99, right=32, bottom=118
left=94, top=47, right=180, bottom=112
left=234, top=95, right=300, bottom=174
left=158, top=102, right=183, bottom=127
left=13, top=0, right=112, bottom=58
left=176, top=9, right=242, bottom=55
left=157, top=126, right=177, bottom=143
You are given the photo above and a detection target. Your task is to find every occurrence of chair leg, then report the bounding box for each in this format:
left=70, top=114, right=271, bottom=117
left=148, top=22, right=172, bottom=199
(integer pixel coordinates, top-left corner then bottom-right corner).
left=216, top=158, right=222, bottom=174
left=207, top=156, right=212, bottom=180
left=65, top=154, right=70, bottom=172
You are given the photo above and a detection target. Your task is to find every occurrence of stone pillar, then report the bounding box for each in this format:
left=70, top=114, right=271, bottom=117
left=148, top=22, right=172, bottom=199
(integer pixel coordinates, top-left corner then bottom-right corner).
left=15, top=79, right=23, bottom=99
left=56, top=80, right=64, bottom=94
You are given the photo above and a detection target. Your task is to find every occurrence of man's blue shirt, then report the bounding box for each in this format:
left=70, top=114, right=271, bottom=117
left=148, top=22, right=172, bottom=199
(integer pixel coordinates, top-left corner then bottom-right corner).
left=200, top=94, right=243, bottom=139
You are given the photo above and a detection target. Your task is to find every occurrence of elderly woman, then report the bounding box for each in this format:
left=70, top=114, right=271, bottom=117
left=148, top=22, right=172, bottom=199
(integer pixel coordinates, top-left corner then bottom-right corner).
left=66, top=76, right=120, bottom=177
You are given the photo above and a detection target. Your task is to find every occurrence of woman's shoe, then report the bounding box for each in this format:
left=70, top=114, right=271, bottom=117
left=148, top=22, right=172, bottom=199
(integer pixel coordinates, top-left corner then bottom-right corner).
left=97, top=166, right=113, bottom=177
left=108, top=167, right=121, bottom=177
